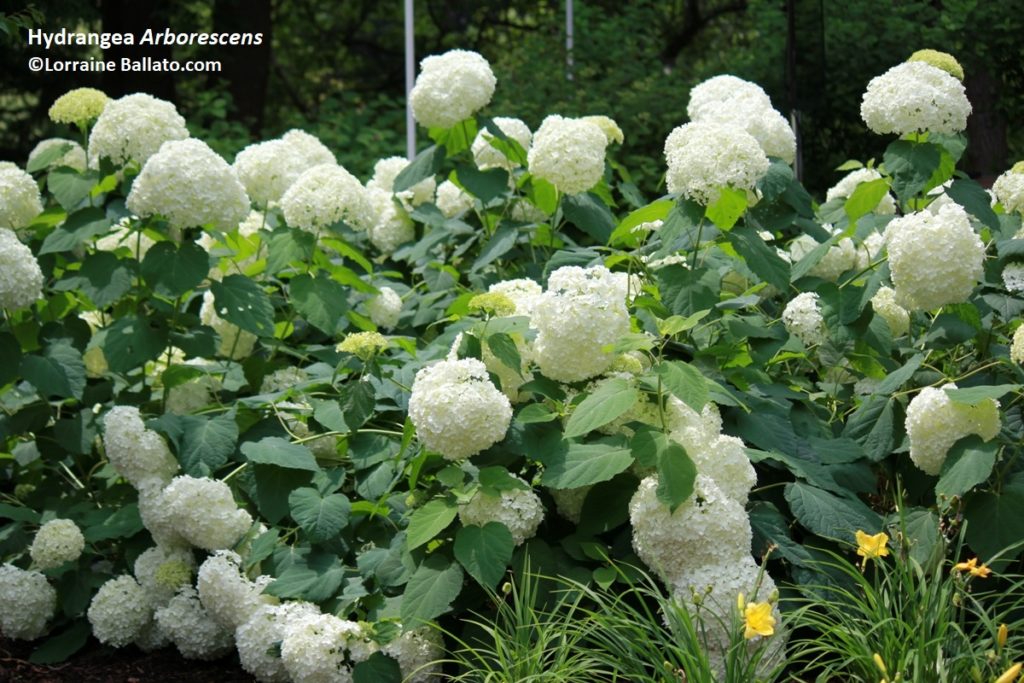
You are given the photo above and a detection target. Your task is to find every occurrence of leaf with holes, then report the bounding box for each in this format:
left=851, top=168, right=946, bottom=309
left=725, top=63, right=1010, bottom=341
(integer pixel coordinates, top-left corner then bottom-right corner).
left=211, top=274, right=275, bottom=337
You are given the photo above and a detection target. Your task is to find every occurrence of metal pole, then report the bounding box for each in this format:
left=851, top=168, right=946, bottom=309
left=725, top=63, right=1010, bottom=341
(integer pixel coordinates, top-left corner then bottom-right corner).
left=405, top=0, right=416, bottom=159
left=565, top=0, right=573, bottom=81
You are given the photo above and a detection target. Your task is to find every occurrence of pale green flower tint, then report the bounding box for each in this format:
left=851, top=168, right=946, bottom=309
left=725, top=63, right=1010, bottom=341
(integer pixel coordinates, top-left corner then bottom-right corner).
left=337, top=331, right=390, bottom=360
left=48, top=87, right=108, bottom=125
left=907, top=48, right=965, bottom=81
left=154, top=560, right=193, bottom=591
left=468, top=292, right=516, bottom=318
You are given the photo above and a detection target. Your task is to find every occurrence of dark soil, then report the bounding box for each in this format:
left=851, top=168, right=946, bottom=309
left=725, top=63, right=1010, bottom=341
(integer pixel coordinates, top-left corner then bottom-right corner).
left=0, top=637, right=255, bottom=683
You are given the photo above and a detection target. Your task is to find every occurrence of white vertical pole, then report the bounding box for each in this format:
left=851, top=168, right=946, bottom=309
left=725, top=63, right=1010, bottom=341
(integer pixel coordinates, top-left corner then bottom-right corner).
left=405, top=0, right=416, bottom=159
left=565, top=0, right=574, bottom=81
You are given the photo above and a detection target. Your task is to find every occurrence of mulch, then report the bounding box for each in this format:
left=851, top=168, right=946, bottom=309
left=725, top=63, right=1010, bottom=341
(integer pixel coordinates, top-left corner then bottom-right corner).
left=0, top=637, right=255, bottom=683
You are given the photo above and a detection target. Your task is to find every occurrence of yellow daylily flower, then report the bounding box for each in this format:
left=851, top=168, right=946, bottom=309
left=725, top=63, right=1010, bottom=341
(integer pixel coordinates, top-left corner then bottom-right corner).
left=743, top=601, right=775, bottom=639
left=996, top=662, right=1022, bottom=683
left=855, top=530, right=890, bottom=568
left=999, top=623, right=1009, bottom=650
left=953, top=556, right=992, bottom=578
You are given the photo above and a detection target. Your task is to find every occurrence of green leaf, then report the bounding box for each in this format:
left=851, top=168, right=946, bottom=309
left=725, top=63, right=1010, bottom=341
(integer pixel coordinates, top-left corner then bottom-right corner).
left=20, top=342, right=86, bottom=400
left=267, top=227, right=316, bottom=274
left=472, top=225, right=517, bottom=272
left=540, top=441, right=634, bottom=489
left=790, top=236, right=836, bottom=282
left=876, top=354, right=924, bottom=395
left=562, top=193, right=616, bottom=243
left=964, top=478, right=1024, bottom=565
left=758, top=160, right=795, bottom=202
left=704, top=186, right=747, bottom=231
left=900, top=508, right=943, bottom=568
left=655, top=440, right=697, bottom=513
left=945, top=384, right=1019, bottom=405
left=947, top=178, right=1000, bottom=231
left=843, top=396, right=895, bottom=462
left=100, top=314, right=168, bottom=373
left=516, top=403, right=559, bottom=424
left=936, top=436, right=998, bottom=500
left=241, top=437, right=320, bottom=471
left=265, top=552, right=344, bottom=602
left=0, top=502, right=40, bottom=523
left=657, top=266, right=719, bottom=317
left=456, top=164, right=509, bottom=203
left=564, top=378, right=638, bottom=439
left=610, top=199, right=674, bottom=247
left=486, top=332, right=522, bottom=376
left=252, top=465, right=314, bottom=524
left=400, top=554, right=464, bottom=625
left=290, top=273, right=349, bottom=334
left=394, top=145, right=446, bottom=192
left=406, top=499, right=458, bottom=550
left=54, top=251, right=132, bottom=307
left=289, top=487, right=351, bottom=543
left=168, top=413, right=238, bottom=477
left=844, top=178, right=890, bottom=223
left=245, top=529, right=279, bottom=570
left=353, top=652, right=403, bottom=683
left=655, top=361, right=708, bottom=412
left=141, top=241, right=210, bottom=297
left=883, top=140, right=941, bottom=201
left=211, top=274, right=275, bottom=337
left=29, top=620, right=91, bottom=664
left=525, top=177, right=558, bottom=215
left=48, top=168, right=97, bottom=210
left=454, top=522, right=514, bottom=589
left=726, top=225, right=791, bottom=291
left=82, top=503, right=143, bottom=542
left=0, top=333, right=21, bottom=386
left=312, top=399, right=349, bottom=433
left=27, top=141, right=73, bottom=173
left=40, top=207, right=110, bottom=254
left=785, top=481, right=882, bottom=540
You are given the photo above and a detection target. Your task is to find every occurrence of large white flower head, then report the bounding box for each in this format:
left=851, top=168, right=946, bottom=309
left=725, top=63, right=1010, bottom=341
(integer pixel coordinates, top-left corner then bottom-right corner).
left=155, top=585, right=235, bottom=660
left=127, top=139, right=250, bottom=230
left=0, top=163, right=42, bottom=230
left=693, top=96, right=795, bottom=164
left=0, top=228, right=44, bottom=311
left=88, top=93, right=189, bottom=167
left=473, top=117, right=532, bottom=170
left=668, top=401, right=756, bottom=505
left=884, top=203, right=984, bottom=310
left=1012, top=325, right=1024, bottom=365
left=366, top=286, right=402, bottom=330
left=629, top=474, right=752, bottom=586
left=871, top=286, right=910, bottom=337
left=527, top=115, right=608, bottom=195
left=134, top=544, right=196, bottom=608
left=860, top=61, right=971, bottom=135
left=993, top=162, right=1024, bottom=215
left=281, top=163, right=374, bottom=234
left=459, top=477, right=545, bottom=545
left=382, top=627, right=444, bottom=683
left=280, top=613, right=366, bottom=683
left=408, top=357, right=513, bottom=460
left=789, top=232, right=859, bottom=281
left=232, top=139, right=310, bottom=206
left=28, top=138, right=87, bottom=172
left=488, top=278, right=543, bottom=318
left=367, top=187, right=416, bottom=253
left=435, top=179, right=475, bottom=218
left=88, top=574, right=153, bottom=647
left=825, top=168, right=897, bottom=215
left=30, top=519, right=85, bottom=570
left=687, top=75, right=772, bottom=121
left=782, top=292, right=826, bottom=346
left=162, top=475, right=253, bottom=550
left=280, top=129, right=336, bottom=167
left=0, top=563, right=56, bottom=640
left=410, top=49, right=496, bottom=129
left=200, top=290, right=259, bottom=360
left=102, top=406, right=180, bottom=488
left=906, top=384, right=1001, bottom=476
left=367, top=156, right=437, bottom=208
left=137, top=479, right=188, bottom=548
left=664, top=121, right=769, bottom=204
left=531, top=265, right=631, bottom=382
left=197, top=550, right=277, bottom=631
left=236, top=602, right=321, bottom=683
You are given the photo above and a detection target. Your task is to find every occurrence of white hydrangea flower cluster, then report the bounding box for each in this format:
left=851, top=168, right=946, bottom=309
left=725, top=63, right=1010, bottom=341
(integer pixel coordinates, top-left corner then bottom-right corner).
left=458, top=477, right=545, bottom=545
left=993, top=163, right=1024, bottom=215
left=381, top=627, right=444, bottom=683
left=531, top=265, right=631, bottom=382
left=127, top=139, right=251, bottom=230
left=95, top=215, right=156, bottom=259
left=0, top=228, right=44, bottom=310
left=155, top=585, right=235, bottom=660
left=367, top=187, right=416, bottom=253
left=410, top=49, right=496, bottom=129
left=549, top=486, right=592, bottom=524
left=367, top=156, right=437, bottom=209
left=1003, top=263, right=1024, bottom=293
left=788, top=232, right=858, bottom=281
left=510, top=198, right=549, bottom=223
left=884, top=203, right=984, bottom=310
left=279, top=613, right=368, bottom=683
left=664, top=121, right=769, bottom=204
left=906, top=384, right=1001, bottom=475
left=282, top=163, right=374, bottom=234
left=666, top=400, right=757, bottom=506
left=102, top=406, right=179, bottom=488
left=860, top=60, right=971, bottom=136
left=281, top=129, right=337, bottom=167
left=825, top=168, right=897, bottom=214
left=435, top=179, right=475, bottom=218
left=0, top=563, right=56, bottom=640
left=48, top=87, right=108, bottom=125
left=782, top=292, right=826, bottom=346
left=870, top=286, right=910, bottom=337
left=29, top=519, right=85, bottom=570
left=0, top=163, right=43, bottom=230
left=137, top=479, right=188, bottom=548
left=687, top=75, right=794, bottom=163
left=366, top=286, right=403, bottom=330
left=133, top=544, right=195, bottom=607
left=197, top=551, right=276, bottom=631
left=260, top=366, right=309, bottom=394
left=408, top=357, right=513, bottom=460
left=200, top=290, right=259, bottom=360
left=88, top=574, right=154, bottom=647
left=162, top=475, right=254, bottom=551
left=527, top=115, right=608, bottom=195
left=165, top=374, right=220, bottom=415
left=28, top=138, right=87, bottom=172
left=88, top=93, right=190, bottom=167
left=1013, top=325, right=1024, bottom=365
left=489, top=278, right=543, bottom=317
left=472, top=117, right=532, bottom=170
left=236, top=602, right=320, bottom=682
left=232, top=131, right=333, bottom=207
